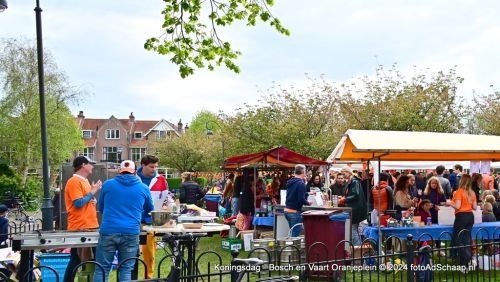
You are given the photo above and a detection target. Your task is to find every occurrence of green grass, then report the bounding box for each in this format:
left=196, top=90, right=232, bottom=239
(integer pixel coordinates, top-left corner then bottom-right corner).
left=107, top=234, right=242, bottom=281
left=102, top=236, right=500, bottom=282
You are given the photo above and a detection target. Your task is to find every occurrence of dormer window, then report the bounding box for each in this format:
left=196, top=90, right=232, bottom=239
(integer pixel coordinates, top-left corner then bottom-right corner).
left=82, top=130, right=92, bottom=139
left=134, top=132, right=143, bottom=139
left=157, top=130, right=167, bottom=140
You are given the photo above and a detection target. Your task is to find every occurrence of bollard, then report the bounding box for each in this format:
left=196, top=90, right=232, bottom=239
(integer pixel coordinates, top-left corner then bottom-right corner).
left=230, top=250, right=240, bottom=282
left=406, top=234, right=414, bottom=282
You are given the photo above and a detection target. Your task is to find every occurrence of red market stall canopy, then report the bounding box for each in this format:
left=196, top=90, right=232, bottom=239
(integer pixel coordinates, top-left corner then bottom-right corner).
left=223, top=146, right=328, bottom=169
left=327, top=129, right=500, bottom=162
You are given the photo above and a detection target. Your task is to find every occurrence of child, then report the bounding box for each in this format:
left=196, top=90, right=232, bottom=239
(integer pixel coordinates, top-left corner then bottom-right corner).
left=482, top=202, right=496, bottom=222
left=0, top=204, right=8, bottom=248
left=415, top=200, right=433, bottom=224
left=484, top=194, right=500, bottom=220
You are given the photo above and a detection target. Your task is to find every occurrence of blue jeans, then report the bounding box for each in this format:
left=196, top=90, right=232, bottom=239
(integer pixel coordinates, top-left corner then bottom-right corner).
left=284, top=211, right=303, bottom=237
left=232, top=197, right=240, bottom=216
left=94, top=234, right=139, bottom=282
left=351, top=223, right=362, bottom=246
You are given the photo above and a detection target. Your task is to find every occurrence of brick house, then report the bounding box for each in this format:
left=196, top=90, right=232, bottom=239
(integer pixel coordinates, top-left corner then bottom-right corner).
left=76, top=111, right=184, bottom=163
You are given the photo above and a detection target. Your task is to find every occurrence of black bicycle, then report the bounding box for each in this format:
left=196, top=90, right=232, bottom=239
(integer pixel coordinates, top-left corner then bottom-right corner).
left=2, top=192, right=35, bottom=227
left=162, top=232, right=208, bottom=282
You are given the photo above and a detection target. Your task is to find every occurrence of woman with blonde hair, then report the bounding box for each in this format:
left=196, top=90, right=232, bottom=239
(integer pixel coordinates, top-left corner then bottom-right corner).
left=446, top=174, right=477, bottom=268
left=422, top=177, right=447, bottom=256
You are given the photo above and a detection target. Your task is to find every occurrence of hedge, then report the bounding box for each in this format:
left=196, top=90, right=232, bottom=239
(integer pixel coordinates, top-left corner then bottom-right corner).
left=166, top=177, right=208, bottom=190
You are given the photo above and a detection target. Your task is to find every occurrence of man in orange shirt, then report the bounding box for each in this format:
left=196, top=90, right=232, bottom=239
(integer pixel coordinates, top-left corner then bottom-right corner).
left=63, top=156, right=102, bottom=282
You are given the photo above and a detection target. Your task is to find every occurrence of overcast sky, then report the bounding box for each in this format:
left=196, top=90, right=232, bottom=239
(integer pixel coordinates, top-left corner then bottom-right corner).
left=1, top=1, right=499, bottom=124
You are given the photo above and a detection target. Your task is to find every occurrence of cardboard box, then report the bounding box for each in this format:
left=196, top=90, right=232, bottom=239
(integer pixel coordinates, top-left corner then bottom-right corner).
left=259, top=231, right=274, bottom=239
left=237, top=230, right=255, bottom=240
left=438, top=206, right=455, bottom=225
left=439, top=206, right=483, bottom=225
left=352, top=244, right=374, bottom=265
left=221, top=238, right=243, bottom=252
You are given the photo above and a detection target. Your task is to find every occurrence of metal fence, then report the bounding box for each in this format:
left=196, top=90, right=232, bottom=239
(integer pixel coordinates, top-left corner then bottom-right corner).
left=12, top=228, right=500, bottom=282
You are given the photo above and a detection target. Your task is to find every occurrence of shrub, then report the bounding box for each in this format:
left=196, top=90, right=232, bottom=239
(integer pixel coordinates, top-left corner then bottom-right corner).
left=0, top=163, right=14, bottom=177
left=0, top=174, right=43, bottom=211
left=167, top=177, right=208, bottom=191
left=166, top=178, right=182, bottom=189
left=195, top=177, right=208, bottom=188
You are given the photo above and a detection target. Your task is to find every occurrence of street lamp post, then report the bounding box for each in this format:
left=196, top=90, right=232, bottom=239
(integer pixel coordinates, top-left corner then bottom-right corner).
left=35, top=0, right=54, bottom=231
left=1, top=0, right=54, bottom=230
left=205, top=121, right=225, bottom=170
left=0, top=0, right=7, bottom=12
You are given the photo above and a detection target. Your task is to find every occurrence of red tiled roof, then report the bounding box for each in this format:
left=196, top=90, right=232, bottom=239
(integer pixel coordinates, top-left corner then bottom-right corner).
left=130, top=139, right=148, bottom=147
left=84, top=137, right=96, bottom=146
left=129, top=120, right=159, bottom=133
left=79, top=119, right=108, bottom=131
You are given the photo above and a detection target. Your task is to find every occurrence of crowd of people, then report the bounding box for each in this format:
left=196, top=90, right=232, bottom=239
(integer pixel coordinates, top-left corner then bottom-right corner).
left=216, top=163, right=499, bottom=269
left=51, top=157, right=500, bottom=280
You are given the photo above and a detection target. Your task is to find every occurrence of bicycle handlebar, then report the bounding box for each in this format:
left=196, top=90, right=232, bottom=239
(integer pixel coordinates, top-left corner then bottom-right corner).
left=162, top=232, right=208, bottom=242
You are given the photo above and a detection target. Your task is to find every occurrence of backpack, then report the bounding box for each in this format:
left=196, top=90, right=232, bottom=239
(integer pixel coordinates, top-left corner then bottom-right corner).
left=415, top=245, right=433, bottom=282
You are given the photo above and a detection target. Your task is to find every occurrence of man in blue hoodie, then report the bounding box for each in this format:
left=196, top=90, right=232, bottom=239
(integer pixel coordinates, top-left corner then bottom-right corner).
left=285, top=164, right=310, bottom=237
left=94, top=160, right=154, bottom=282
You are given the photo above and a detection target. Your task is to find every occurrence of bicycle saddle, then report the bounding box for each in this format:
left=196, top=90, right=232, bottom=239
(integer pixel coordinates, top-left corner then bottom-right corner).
left=232, top=257, right=264, bottom=266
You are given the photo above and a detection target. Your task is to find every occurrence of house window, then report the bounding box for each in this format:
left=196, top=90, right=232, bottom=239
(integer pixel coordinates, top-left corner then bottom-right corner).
left=102, top=147, right=122, bottom=163
left=134, top=132, right=143, bottom=139
left=157, top=130, right=171, bottom=140
left=0, top=146, right=15, bottom=164
left=83, top=147, right=95, bottom=161
left=105, top=129, right=120, bottom=139
left=82, top=130, right=92, bottom=139
left=158, top=167, right=174, bottom=179
left=157, top=131, right=165, bottom=140
left=130, top=148, right=146, bottom=162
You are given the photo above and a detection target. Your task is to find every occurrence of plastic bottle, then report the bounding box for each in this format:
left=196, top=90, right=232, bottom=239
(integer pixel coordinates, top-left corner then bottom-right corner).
left=426, top=217, right=432, bottom=226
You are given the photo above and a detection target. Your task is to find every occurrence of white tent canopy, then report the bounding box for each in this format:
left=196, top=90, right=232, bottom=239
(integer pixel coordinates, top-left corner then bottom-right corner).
left=375, top=161, right=469, bottom=170
left=327, top=130, right=500, bottom=162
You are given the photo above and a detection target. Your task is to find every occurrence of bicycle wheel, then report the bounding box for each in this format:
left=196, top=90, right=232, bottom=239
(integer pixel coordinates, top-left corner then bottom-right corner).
left=7, top=209, right=28, bottom=224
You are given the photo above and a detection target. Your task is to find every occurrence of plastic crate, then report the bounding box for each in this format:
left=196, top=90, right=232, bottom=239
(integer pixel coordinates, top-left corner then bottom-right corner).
left=221, top=238, right=243, bottom=252
left=38, top=253, right=71, bottom=282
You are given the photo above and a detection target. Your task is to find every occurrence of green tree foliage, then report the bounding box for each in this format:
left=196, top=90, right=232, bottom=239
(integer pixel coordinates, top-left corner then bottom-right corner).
left=333, top=66, right=469, bottom=133
left=472, top=90, right=500, bottom=135
left=144, top=0, right=290, bottom=78
left=0, top=174, right=42, bottom=211
left=188, top=110, right=222, bottom=134
left=151, top=131, right=221, bottom=172
left=0, top=38, right=84, bottom=184
left=223, top=78, right=341, bottom=160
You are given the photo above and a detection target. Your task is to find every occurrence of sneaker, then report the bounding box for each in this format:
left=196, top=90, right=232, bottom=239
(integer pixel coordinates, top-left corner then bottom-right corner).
left=470, top=259, right=477, bottom=268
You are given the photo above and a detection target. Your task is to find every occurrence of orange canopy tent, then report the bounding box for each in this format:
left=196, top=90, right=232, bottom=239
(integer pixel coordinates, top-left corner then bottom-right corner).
left=223, top=146, right=328, bottom=169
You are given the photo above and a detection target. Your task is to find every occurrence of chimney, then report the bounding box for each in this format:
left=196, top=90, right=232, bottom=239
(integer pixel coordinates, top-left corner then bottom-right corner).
left=129, top=112, right=135, bottom=123
left=177, top=119, right=183, bottom=134
left=184, top=123, right=189, bottom=132
left=77, top=111, right=85, bottom=126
